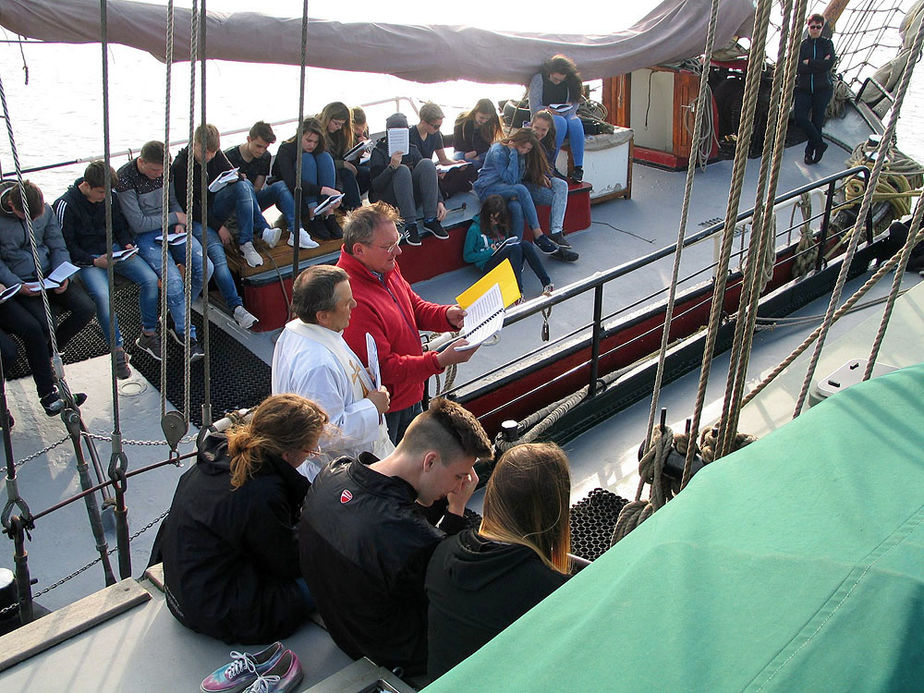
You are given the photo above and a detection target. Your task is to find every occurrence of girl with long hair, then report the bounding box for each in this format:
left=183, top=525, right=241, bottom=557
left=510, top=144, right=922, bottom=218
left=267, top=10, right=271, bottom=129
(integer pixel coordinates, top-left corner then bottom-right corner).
left=528, top=54, right=585, bottom=182
left=452, top=98, right=503, bottom=170
left=425, top=442, right=572, bottom=680
left=271, top=117, right=343, bottom=244
left=319, top=101, right=364, bottom=211
left=527, top=111, right=574, bottom=250
left=463, top=194, right=552, bottom=298
left=154, top=394, right=329, bottom=644
left=472, top=128, right=561, bottom=256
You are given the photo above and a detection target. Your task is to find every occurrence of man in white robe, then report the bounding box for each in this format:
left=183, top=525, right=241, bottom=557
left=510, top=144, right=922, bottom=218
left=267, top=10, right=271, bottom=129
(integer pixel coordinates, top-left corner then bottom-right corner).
left=272, top=265, right=392, bottom=479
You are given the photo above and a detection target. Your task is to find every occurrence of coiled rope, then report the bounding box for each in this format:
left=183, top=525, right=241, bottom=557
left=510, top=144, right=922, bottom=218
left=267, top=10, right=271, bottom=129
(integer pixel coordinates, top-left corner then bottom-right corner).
left=610, top=424, right=674, bottom=544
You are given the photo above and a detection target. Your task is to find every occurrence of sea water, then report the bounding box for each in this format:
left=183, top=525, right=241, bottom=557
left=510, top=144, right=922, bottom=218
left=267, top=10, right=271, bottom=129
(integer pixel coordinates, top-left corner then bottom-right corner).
left=1, top=0, right=924, bottom=196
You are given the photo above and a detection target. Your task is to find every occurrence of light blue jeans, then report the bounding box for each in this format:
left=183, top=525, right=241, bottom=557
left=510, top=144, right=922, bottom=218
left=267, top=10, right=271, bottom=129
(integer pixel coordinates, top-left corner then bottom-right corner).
left=255, top=180, right=296, bottom=232
left=525, top=177, right=568, bottom=235
left=135, top=230, right=211, bottom=341
left=477, top=183, right=540, bottom=239
left=212, top=182, right=269, bottom=244
left=552, top=114, right=585, bottom=167
left=79, top=246, right=161, bottom=346
left=191, top=222, right=243, bottom=311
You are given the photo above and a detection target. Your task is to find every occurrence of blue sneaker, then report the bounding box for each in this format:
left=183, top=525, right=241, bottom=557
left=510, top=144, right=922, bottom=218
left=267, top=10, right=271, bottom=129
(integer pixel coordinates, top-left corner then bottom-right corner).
left=242, top=650, right=303, bottom=693
left=200, top=642, right=284, bottom=693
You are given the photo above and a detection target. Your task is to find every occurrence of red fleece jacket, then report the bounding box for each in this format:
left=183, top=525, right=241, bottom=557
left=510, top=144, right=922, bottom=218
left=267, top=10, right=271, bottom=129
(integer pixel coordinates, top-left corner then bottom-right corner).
left=337, top=250, right=453, bottom=412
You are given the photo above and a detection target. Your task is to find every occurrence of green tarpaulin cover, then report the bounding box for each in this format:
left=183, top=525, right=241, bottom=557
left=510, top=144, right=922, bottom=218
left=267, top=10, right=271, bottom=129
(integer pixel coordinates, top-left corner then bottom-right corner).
left=426, top=362, right=924, bottom=691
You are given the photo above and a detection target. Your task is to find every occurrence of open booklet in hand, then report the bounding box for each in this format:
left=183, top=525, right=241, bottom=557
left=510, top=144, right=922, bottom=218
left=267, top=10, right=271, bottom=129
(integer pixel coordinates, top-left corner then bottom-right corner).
left=208, top=167, right=240, bottom=193
left=490, top=236, right=519, bottom=258
left=436, top=161, right=472, bottom=173
left=110, top=247, right=139, bottom=262
left=314, top=193, right=344, bottom=217
left=549, top=103, right=572, bottom=113
left=343, top=139, right=375, bottom=163
left=155, top=231, right=187, bottom=246
left=387, top=127, right=409, bottom=157
left=24, top=261, right=80, bottom=291
left=452, top=258, right=521, bottom=351
left=0, top=283, right=21, bottom=304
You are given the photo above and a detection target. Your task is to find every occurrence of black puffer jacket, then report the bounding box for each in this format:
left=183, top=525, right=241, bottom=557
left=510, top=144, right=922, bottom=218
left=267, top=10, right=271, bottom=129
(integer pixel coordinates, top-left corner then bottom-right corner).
left=796, top=36, right=836, bottom=93
left=53, top=178, right=132, bottom=267
left=151, top=429, right=311, bottom=644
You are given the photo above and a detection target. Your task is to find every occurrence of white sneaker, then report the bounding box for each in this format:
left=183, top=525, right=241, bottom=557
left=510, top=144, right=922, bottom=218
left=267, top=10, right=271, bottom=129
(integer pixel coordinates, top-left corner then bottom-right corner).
left=240, top=241, right=264, bottom=268
left=287, top=228, right=320, bottom=249
left=233, top=305, right=258, bottom=329
left=261, top=227, right=282, bottom=248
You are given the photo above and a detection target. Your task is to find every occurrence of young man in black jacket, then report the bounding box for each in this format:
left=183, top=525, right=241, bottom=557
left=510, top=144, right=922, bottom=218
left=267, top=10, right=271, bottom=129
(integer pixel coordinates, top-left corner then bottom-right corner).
left=298, top=398, right=492, bottom=679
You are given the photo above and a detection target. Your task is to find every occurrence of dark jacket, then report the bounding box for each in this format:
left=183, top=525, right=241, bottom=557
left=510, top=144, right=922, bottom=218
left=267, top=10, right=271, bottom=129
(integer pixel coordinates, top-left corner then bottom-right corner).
left=796, top=36, right=836, bottom=93
left=452, top=119, right=493, bottom=157
left=298, top=457, right=467, bottom=676
left=425, top=530, right=569, bottom=681
left=151, top=429, right=311, bottom=644
left=170, top=146, right=237, bottom=231
left=367, top=137, right=423, bottom=202
left=0, top=181, right=71, bottom=287
left=53, top=178, right=132, bottom=267
left=268, top=138, right=323, bottom=199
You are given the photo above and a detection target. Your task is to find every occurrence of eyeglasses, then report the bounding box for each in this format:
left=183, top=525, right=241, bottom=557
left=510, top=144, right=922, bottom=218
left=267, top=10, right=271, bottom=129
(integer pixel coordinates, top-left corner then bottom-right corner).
left=808, top=24, right=823, bottom=29
left=304, top=447, right=322, bottom=458
left=373, top=240, right=400, bottom=253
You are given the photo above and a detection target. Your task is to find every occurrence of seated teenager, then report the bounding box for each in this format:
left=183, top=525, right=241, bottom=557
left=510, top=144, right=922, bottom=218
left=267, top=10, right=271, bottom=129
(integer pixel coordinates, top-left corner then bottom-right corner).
left=54, top=160, right=162, bottom=379
left=152, top=393, right=327, bottom=644
left=0, top=180, right=92, bottom=414
left=171, top=124, right=260, bottom=329
left=528, top=54, right=585, bottom=182
left=473, top=129, right=562, bottom=256
left=368, top=112, right=447, bottom=246
left=299, top=398, right=493, bottom=679
left=349, top=106, right=373, bottom=196
left=526, top=112, right=574, bottom=252
left=463, top=194, right=552, bottom=299
left=425, top=442, right=572, bottom=681
left=412, top=102, right=477, bottom=199
left=270, top=117, right=343, bottom=245
left=320, top=102, right=363, bottom=212
left=116, top=140, right=210, bottom=360
left=224, top=120, right=290, bottom=249
left=453, top=98, right=503, bottom=170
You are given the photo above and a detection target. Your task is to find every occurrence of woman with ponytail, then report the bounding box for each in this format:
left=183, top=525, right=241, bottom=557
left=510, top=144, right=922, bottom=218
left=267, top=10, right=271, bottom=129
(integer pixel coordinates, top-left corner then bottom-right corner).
left=425, top=442, right=572, bottom=680
left=153, top=393, right=329, bottom=644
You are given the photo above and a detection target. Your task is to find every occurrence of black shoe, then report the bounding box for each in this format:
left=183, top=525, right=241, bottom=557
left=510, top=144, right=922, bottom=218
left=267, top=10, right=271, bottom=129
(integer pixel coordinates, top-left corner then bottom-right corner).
left=2, top=409, right=13, bottom=430
left=403, top=223, right=421, bottom=246
left=190, top=339, right=204, bottom=362
left=423, top=218, right=449, bottom=240
left=307, top=215, right=333, bottom=241
left=41, top=390, right=87, bottom=416
left=813, top=142, right=828, bottom=163
left=135, top=332, right=162, bottom=361
left=550, top=232, right=571, bottom=249
left=322, top=213, right=343, bottom=239
left=551, top=247, right=579, bottom=262
left=804, top=153, right=814, bottom=165
left=570, top=166, right=583, bottom=183
left=534, top=234, right=559, bottom=255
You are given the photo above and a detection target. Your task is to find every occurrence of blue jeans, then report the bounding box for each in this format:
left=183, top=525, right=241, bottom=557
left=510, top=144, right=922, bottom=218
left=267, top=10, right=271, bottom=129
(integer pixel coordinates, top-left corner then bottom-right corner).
left=385, top=401, right=423, bottom=446
left=135, top=230, right=210, bottom=341
left=212, top=182, right=269, bottom=244
left=255, top=179, right=296, bottom=232
left=79, top=247, right=160, bottom=346
left=552, top=114, right=585, bottom=167
left=478, top=183, right=540, bottom=237
left=483, top=240, right=550, bottom=291
left=191, top=223, right=243, bottom=310
left=526, top=178, right=568, bottom=235
left=300, top=151, right=337, bottom=211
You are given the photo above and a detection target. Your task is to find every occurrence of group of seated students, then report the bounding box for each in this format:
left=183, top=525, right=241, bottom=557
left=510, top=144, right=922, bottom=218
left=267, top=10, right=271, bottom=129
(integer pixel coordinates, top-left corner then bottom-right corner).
left=0, top=52, right=587, bottom=418
left=152, top=393, right=572, bottom=688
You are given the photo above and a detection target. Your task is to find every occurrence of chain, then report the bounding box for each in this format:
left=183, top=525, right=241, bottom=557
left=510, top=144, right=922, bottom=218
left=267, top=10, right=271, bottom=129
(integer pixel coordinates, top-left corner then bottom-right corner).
left=13, top=434, right=70, bottom=469
left=24, top=508, right=170, bottom=601
left=82, top=431, right=196, bottom=447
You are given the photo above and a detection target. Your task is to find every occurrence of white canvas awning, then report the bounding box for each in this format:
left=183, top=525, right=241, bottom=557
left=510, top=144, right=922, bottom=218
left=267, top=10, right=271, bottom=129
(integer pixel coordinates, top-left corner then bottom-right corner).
left=0, top=0, right=755, bottom=84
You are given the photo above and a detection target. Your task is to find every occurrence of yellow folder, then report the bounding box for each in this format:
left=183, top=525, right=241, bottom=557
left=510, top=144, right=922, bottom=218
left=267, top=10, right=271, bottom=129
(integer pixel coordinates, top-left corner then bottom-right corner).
left=455, top=258, right=521, bottom=309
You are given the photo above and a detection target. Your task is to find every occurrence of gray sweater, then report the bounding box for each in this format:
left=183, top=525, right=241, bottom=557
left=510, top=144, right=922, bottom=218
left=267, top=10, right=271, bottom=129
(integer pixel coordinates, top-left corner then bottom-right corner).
left=0, top=181, right=71, bottom=287
left=115, top=158, right=183, bottom=236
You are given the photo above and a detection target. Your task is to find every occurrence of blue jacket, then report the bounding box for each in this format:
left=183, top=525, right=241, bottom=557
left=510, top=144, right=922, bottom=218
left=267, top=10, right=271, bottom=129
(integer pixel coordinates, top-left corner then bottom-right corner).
left=472, top=143, right=522, bottom=198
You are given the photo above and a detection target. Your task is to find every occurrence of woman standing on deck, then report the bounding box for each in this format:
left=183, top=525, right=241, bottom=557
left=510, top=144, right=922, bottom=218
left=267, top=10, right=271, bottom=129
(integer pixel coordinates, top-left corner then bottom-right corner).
left=528, top=54, right=585, bottom=182
left=152, top=394, right=328, bottom=644
left=425, top=442, right=572, bottom=681
left=794, top=14, right=836, bottom=165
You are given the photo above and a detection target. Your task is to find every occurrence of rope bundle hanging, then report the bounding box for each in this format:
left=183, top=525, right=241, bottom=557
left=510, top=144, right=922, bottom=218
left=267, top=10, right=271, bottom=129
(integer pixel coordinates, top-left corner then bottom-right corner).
left=610, top=424, right=674, bottom=544
left=790, top=191, right=818, bottom=278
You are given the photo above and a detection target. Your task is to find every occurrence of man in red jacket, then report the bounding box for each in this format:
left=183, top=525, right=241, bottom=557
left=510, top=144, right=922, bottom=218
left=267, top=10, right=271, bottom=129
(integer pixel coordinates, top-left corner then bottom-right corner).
left=338, top=202, right=476, bottom=443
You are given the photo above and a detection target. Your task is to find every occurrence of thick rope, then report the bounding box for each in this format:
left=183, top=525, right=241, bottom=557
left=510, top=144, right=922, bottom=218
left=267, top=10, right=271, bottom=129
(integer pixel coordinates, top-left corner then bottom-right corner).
left=739, top=227, right=923, bottom=410
left=611, top=425, right=674, bottom=544
left=159, top=0, right=176, bottom=419
left=642, top=0, right=722, bottom=455
left=717, top=0, right=808, bottom=457
left=792, top=12, right=924, bottom=417
left=790, top=192, right=817, bottom=278
left=863, top=192, right=924, bottom=379
left=682, top=0, right=774, bottom=488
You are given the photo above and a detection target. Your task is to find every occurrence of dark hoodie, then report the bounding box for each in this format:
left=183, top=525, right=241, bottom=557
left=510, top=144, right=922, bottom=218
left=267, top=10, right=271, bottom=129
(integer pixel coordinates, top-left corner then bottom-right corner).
left=170, top=146, right=237, bottom=232
left=53, top=178, right=131, bottom=267
left=150, top=428, right=311, bottom=644
left=424, top=529, right=569, bottom=681
left=368, top=112, right=423, bottom=202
